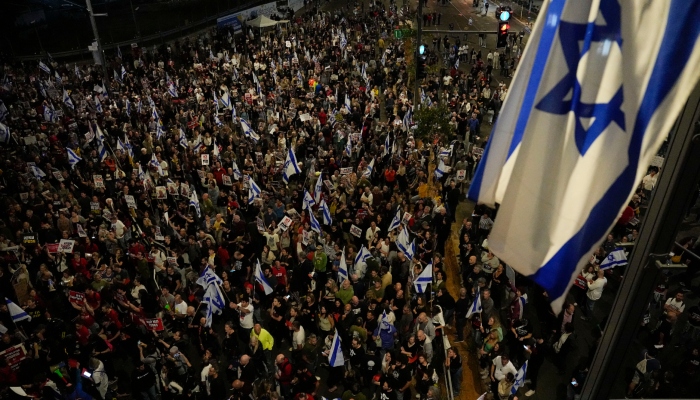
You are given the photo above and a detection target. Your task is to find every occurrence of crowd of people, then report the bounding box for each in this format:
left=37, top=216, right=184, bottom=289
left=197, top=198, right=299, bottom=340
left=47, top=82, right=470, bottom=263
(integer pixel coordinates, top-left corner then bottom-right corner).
left=0, top=0, right=594, bottom=399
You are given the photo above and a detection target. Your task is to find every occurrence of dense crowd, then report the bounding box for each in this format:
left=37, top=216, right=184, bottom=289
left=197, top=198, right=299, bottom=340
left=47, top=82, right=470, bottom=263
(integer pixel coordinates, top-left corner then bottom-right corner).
left=0, top=0, right=555, bottom=399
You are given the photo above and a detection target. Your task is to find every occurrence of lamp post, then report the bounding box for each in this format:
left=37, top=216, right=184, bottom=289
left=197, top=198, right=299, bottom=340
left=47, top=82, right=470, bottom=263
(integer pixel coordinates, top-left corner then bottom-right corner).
left=85, top=0, right=108, bottom=78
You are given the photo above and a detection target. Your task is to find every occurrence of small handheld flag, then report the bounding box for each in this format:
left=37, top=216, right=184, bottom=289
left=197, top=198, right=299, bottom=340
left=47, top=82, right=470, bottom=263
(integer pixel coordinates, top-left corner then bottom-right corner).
left=255, top=260, right=274, bottom=295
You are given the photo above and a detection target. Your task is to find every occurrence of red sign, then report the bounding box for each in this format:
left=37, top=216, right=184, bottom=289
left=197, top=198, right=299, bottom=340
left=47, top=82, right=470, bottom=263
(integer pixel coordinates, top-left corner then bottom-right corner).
left=46, top=243, right=59, bottom=253
left=0, top=344, right=27, bottom=371
left=68, top=290, right=85, bottom=305
left=139, top=317, right=164, bottom=331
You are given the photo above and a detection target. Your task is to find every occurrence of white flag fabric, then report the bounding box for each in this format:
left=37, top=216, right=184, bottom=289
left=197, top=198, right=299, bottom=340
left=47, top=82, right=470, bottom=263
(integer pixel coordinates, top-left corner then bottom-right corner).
left=63, top=90, right=74, bottom=109
left=309, top=211, right=321, bottom=234
left=388, top=207, right=402, bottom=232
left=248, top=177, right=261, bottom=205
left=600, top=248, right=628, bottom=270
left=319, top=199, right=332, bottom=225
left=338, top=247, right=349, bottom=282
left=231, top=161, right=242, bottom=180
left=282, top=147, right=302, bottom=183
left=354, top=245, right=371, bottom=266
left=66, top=148, right=82, bottom=169
left=511, top=360, right=529, bottom=394
left=363, top=158, right=374, bottom=178
left=189, top=192, right=201, bottom=217
left=302, top=189, right=316, bottom=210
left=196, top=267, right=225, bottom=327
left=31, top=165, right=47, bottom=179
left=328, top=330, right=345, bottom=367
left=240, top=118, right=260, bottom=142
left=5, top=298, right=31, bottom=322
left=414, top=263, right=432, bottom=294
left=467, top=0, right=700, bottom=312
left=466, top=290, right=483, bottom=318
left=255, top=260, right=274, bottom=295
left=314, top=172, right=324, bottom=203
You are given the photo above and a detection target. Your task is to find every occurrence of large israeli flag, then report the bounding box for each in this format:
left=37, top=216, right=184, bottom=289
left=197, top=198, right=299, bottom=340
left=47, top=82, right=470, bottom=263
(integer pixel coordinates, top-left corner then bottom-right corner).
left=197, top=267, right=225, bottom=327
left=468, top=0, right=700, bottom=312
left=328, top=329, right=345, bottom=367
left=302, top=189, right=316, bottom=210
left=600, top=248, right=627, bottom=270
left=282, top=147, right=302, bottom=184
left=354, top=245, right=371, bottom=266
left=466, top=290, right=482, bottom=318
left=255, top=260, right=274, bottom=295
left=66, top=147, right=82, bottom=169
left=309, top=211, right=322, bottom=234
left=63, top=90, right=74, bottom=110
left=388, top=207, right=402, bottom=232
left=338, top=247, right=349, bottom=282
left=314, top=172, right=324, bottom=203
left=319, top=199, right=332, bottom=225
left=6, top=298, right=31, bottom=323
left=189, top=192, right=201, bottom=217
left=248, top=177, right=261, bottom=205
left=414, top=263, right=432, bottom=294
left=511, top=361, right=528, bottom=394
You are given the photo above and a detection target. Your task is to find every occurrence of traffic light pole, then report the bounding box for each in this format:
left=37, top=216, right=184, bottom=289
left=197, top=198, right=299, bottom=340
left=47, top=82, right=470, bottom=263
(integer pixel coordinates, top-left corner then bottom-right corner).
left=414, top=0, right=423, bottom=107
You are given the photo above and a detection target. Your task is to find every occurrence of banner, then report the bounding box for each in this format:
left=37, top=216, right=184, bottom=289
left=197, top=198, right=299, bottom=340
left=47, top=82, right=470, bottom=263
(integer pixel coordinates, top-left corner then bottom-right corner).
left=68, top=290, right=85, bottom=305
left=0, top=344, right=27, bottom=371
left=139, top=317, right=164, bottom=331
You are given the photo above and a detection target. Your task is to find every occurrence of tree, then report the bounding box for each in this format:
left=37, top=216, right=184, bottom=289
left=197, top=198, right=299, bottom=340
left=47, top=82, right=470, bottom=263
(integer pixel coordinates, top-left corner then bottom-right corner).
left=413, top=103, right=452, bottom=143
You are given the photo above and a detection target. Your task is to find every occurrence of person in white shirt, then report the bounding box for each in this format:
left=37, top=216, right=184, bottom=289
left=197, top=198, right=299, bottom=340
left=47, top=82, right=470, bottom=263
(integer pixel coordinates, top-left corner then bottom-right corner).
left=292, top=321, right=306, bottom=351
left=641, top=168, right=658, bottom=199
left=229, top=295, right=255, bottom=343
left=360, top=187, right=374, bottom=206
left=490, top=354, right=518, bottom=394
left=664, top=292, right=686, bottom=315
left=365, top=222, right=381, bottom=246
left=582, top=269, right=607, bottom=320
left=173, top=294, right=188, bottom=316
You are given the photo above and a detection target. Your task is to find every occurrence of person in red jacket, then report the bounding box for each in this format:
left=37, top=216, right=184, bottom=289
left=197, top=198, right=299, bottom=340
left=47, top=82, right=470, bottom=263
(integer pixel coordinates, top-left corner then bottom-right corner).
left=275, top=354, right=294, bottom=398
left=70, top=252, right=90, bottom=279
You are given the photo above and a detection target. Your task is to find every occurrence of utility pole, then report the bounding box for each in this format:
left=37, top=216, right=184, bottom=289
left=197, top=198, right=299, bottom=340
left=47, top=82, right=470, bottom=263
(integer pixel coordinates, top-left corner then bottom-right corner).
left=85, top=0, right=108, bottom=78
left=414, top=0, right=423, bottom=107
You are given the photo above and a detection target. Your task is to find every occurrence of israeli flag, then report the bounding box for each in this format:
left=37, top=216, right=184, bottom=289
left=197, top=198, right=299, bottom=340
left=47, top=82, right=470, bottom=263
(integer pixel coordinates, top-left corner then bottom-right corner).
left=434, top=159, right=447, bottom=180
left=383, top=134, right=391, bottom=157
left=255, top=259, right=274, bottom=295
left=338, top=247, right=348, bottom=282
left=329, top=110, right=337, bottom=126
left=397, top=227, right=414, bottom=258
left=248, top=176, right=261, bottom=204
left=151, top=153, right=164, bottom=176
left=124, top=136, right=134, bottom=159
left=468, top=0, right=700, bottom=312
left=455, top=57, right=460, bottom=69
left=232, top=67, right=239, bottom=81
left=116, top=45, right=122, bottom=59
left=344, top=94, right=352, bottom=113
left=189, top=192, right=201, bottom=217
left=95, top=125, right=108, bottom=161
left=240, top=118, right=260, bottom=143
left=310, top=211, right=322, bottom=234
left=319, top=199, right=332, bottom=225
left=214, top=115, right=223, bottom=127
left=55, top=71, right=62, bottom=85
left=220, top=91, right=231, bottom=109
left=117, top=138, right=127, bottom=155
left=388, top=207, right=402, bottom=232
left=600, top=248, right=628, bottom=270
left=31, top=165, right=47, bottom=179
left=345, top=135, right=352, bottom=157
left=74, top=63, right=80, bottom=78
left=138, top=164, right=147, bottom=183
left=38, top=61, right=51, bottom=74
left=297, top=70, right=304, bottom=85
left=232, top=161, right=242, bottom=180
left=168, top=83, right=178, bottom=98
left=466, top=289, right=483, bottom=318
left=511, top=361, right=528, bottom=394
left=314, top=172, right=324, bottom=203
left=121, top=65, right=127, bottom=80
left=43, top=105, right=55, bottom=122
left=363, top=158, right=374, bottom=178
left=413, top=263, right=433, bottom=294
left=67, top=148, right=82, bottom=168
left=231, top=102, right=237, bottom=119
left=0, top=122, right=10, bottom=144
left=354, top=245, right=371, bottom=266
left=381, top=51, right=386, bottom=67
left=328, top=330, right=345, bottom=367
left=156, top=119, right=164, bottom=140
left=302, top=189, right=316, bottom=210
left=282, top=147, right=302, bottom=184
left=61, top=90, right=74, bottom=110
left=339, top=32, right=347, bottom=50
left=403, top=107, right=412, bottom=129
left=6, top=298, right=31, bottom=323
left=179, top=128, right=188, bottom=148
left=197, top=268, right=225, bottom=327
left=95, top=96, right=103, bottom=113
left=114, top=69, right=122, bottom=84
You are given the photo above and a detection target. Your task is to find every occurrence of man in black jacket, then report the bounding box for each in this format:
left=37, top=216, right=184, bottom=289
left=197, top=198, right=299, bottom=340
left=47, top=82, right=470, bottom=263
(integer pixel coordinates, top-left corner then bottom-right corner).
left=132, top=362, right=157, bottom=400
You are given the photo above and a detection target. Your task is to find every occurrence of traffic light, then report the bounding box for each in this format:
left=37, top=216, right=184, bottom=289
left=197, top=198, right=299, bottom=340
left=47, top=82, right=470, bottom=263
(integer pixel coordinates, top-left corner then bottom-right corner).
left=417, top=54, right=427, bottom=79
left=497, top=21, right=510, bottom=48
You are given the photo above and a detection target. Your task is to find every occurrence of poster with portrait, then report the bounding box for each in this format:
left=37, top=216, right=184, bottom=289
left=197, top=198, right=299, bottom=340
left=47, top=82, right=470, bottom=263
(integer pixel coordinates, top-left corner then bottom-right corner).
left=58, top=239, right=75, bottom=253
left=222, top=175, right=232, bottom=186
left=93, top=175, right=105, bottom=188
left=201, top=154, right=210, bottom=165
left=166, top=181, right=179, bottom=196
left=456, top=170, right=466, bottom=181
left=180, top=184, right=190, bottom=197
left=155, top=186, right=167, bottom=200
left=350, top=225, right=362, bottom=238
left=125, top=195, right=137, bottom=209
